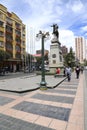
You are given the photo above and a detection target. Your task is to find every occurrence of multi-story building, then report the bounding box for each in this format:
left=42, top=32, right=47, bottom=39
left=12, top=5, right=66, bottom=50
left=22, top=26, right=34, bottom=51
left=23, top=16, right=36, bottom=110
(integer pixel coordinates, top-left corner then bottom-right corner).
left=0, top=4, right=26, bottom=72
left=75, top=37, right=86, bottom=64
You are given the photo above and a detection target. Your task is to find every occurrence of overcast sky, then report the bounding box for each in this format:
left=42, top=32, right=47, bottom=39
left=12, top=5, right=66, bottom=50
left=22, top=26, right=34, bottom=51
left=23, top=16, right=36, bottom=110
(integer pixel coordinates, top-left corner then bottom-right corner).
left=0, top=0, right=87, bottom=52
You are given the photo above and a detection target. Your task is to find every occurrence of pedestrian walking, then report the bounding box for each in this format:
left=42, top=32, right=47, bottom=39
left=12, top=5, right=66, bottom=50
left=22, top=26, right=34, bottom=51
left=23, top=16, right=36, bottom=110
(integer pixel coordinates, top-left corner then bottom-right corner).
left=65, top=66, right=72, bottom=81
left=75, top=66, right=80, bottom=79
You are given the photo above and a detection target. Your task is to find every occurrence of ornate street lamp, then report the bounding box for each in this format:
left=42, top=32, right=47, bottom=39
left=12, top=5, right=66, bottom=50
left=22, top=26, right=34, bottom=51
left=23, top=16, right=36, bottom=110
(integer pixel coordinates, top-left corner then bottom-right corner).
left=36, top=30, right=49, bottom=90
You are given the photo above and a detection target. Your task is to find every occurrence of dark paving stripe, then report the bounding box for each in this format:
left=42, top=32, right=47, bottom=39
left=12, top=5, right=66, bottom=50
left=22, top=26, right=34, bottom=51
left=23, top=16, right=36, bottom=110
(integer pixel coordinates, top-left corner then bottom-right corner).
left=32, top=93, right=74, bottom=104
left=0, top=113, right=53, bottom=130
left=46, top=89, right=76, bottom=95
left=58, top=86, right=77, bottom=89
left=63, top=82, right=78, bottom=85
left=0, top=96, right=14, bottom=106
left=13, top=101, right=71, bottom=121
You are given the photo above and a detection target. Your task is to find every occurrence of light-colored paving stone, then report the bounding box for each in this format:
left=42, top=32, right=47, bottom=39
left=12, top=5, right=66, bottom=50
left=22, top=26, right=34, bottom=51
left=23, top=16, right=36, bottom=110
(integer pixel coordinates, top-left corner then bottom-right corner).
left=0, top=75, right=65, bottom=91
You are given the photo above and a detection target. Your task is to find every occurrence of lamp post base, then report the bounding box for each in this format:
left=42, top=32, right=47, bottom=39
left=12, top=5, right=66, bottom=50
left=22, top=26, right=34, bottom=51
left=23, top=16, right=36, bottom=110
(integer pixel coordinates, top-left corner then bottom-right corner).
left=40, top=81, right=47, bottom=90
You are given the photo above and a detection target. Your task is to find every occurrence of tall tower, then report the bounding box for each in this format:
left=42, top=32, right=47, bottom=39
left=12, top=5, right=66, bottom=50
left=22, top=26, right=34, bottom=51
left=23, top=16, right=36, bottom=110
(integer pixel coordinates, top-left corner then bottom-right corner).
left=75, top=37, right=86, bottom=64
left=49, top=24, right=63, bottom=73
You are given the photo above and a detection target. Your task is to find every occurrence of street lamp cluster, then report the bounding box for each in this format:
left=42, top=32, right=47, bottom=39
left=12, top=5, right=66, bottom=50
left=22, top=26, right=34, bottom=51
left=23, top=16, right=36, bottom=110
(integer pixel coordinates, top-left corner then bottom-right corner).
left=36, top=30, right=49, bottom=90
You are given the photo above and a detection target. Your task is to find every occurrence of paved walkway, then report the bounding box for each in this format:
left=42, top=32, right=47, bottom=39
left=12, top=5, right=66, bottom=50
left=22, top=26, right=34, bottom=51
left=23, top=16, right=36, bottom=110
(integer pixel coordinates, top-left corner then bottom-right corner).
left=0, top=73, right=84, bottom=130
left=0, top=74, right=66, bottom=93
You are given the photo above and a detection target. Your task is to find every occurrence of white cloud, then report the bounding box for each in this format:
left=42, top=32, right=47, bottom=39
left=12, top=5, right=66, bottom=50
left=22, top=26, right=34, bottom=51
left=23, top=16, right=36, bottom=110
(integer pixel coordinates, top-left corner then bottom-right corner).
left=66, top=0, right=84, bottom=14
left=81, top=26, right=87, bottom=31
left=71, top=1, right=83, bottom=12
left=59, top=30, right=75, bottom=51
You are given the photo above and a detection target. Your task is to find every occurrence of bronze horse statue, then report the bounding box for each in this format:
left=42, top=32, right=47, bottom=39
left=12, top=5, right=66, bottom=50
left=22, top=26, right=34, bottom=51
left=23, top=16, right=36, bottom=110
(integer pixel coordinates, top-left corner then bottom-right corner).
left=51, top=24, right=59, bottom=39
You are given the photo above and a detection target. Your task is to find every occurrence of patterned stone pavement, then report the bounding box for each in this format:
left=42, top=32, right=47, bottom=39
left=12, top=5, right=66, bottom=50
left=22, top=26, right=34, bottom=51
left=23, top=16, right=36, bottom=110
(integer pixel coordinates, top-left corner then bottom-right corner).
left=0, top=74, right=84, bottom=130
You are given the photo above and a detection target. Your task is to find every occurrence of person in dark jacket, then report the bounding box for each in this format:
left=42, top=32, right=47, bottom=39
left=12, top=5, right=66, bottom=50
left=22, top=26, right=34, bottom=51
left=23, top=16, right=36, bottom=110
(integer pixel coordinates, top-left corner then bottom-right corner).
left=75, top=66, right=80, bottom=79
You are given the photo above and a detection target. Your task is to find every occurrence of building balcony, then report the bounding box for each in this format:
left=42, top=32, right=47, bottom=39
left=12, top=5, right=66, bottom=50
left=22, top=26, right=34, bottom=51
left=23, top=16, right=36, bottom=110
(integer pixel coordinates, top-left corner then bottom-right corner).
left=6, top=22, right=12, bottom=27
left=16, top=34, right=21, bottom=38
left=0, top=41, right=4, bottom=48
left=16, top=42, right=21, bottom=46
left=6, top=47, right=13, bottom=53
left=6, top=38, right=13, bottom=42
left=6, top=30, right=13, bottom=34
left=16, top=50, right=21, bottom=53
left=0, top=34, right=4, bottom=37
left=16, top=26, right=21, bottom=31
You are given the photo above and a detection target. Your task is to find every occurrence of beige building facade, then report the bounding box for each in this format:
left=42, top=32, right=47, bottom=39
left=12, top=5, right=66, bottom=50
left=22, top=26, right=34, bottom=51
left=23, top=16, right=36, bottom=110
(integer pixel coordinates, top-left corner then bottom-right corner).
left=0, top=4, right=26, bottom=71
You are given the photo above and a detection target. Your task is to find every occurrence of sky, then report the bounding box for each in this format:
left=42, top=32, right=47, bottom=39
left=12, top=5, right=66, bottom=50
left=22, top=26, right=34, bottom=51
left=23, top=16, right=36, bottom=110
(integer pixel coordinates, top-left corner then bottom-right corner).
left=0, top=0, right=87, bottom=53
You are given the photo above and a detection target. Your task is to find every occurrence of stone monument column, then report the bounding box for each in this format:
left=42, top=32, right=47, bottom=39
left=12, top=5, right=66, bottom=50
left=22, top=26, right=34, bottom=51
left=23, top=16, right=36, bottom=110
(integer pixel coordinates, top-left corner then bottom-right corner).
left=49, top=24, right=63, bottom=73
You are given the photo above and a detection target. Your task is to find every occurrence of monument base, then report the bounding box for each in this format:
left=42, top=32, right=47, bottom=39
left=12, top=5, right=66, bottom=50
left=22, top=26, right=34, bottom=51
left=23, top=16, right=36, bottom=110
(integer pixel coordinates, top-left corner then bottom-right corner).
left=49, top=64, right=63, bottom=73
left=49, top=41, right=63, bottom=74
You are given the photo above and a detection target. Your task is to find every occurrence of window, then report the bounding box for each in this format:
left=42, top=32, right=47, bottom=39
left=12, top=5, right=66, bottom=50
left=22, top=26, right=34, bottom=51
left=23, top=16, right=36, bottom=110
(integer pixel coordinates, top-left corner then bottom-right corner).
left=15, top=45, right=21, bottom=51
left=0, top=21, right=4, bottom=27
left=0, top=31, right=4, bottom=36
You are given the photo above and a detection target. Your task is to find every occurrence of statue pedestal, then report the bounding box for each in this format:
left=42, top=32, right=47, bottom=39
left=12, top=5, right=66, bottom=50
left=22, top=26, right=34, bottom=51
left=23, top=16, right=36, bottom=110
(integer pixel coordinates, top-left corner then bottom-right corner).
left=49, top=42, right=63, bottom=73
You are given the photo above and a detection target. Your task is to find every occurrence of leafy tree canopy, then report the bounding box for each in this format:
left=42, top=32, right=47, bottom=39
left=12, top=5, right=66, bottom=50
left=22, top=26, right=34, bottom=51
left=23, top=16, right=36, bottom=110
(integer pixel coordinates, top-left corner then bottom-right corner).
left=63, top=47, right=75, bottom=68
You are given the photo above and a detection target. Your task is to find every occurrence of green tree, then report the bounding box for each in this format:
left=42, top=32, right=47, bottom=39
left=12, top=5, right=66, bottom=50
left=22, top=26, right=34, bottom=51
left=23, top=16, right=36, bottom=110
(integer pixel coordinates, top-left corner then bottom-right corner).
left=36, top=56, right=42, bottom=67
left=84, top=59, right=87, bottom=66
left=64, top=47, right=75, bottom=68
left=0, top=50, right=11, bottom=67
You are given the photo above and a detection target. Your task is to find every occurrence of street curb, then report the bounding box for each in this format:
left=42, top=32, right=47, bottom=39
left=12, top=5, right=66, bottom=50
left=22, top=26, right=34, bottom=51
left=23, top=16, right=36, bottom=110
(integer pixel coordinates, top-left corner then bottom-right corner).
left=47, top=77, right=67, bottom=89
left=0, top=87, right=40, bottom=94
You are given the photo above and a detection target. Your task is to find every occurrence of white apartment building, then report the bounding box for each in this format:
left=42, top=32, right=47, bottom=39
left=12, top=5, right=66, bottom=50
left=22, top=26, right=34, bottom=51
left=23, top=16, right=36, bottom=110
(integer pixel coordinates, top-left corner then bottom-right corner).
left=75, top=37, right=87, bottom=64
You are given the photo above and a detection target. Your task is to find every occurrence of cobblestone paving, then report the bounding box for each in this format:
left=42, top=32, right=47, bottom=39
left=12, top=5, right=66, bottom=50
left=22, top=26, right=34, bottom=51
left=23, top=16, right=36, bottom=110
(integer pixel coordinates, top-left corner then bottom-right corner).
left=0, top=74, right=84, bottom=130
left=0, top=113, right=53, bottom=130
left=0, top=96, right=14, bottom=105
left=13, top=101, right=71, bottom=121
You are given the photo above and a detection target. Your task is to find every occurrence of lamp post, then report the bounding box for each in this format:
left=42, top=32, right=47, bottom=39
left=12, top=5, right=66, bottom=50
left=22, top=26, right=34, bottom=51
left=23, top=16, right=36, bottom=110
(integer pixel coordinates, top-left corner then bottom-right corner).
left=36, top=31, right=49, bottom=90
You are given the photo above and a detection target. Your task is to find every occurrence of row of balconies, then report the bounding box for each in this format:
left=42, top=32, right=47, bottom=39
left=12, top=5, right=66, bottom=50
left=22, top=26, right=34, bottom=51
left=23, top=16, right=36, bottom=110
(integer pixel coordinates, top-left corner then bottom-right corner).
left=0, top=36, right=25, bottom=47
left=2, top=42, right=25, bottom=59
left=0, top=19, right=25, bottom=32
left=6, top=43, right=21, bottom=53
left=6, top=21, right=25, bottom=33
left=0, top=23, right=25, bottom=39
